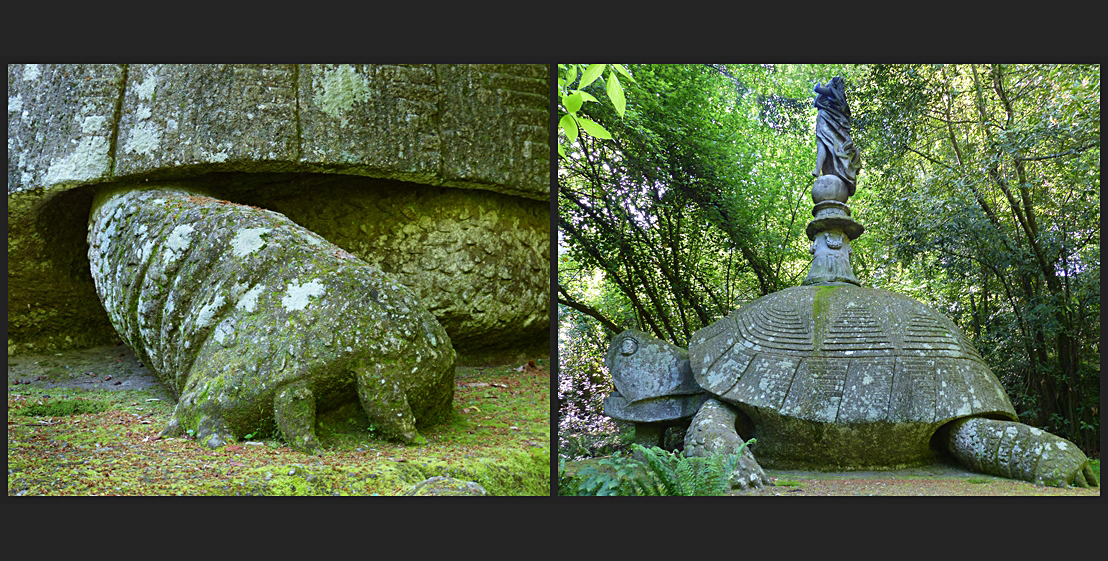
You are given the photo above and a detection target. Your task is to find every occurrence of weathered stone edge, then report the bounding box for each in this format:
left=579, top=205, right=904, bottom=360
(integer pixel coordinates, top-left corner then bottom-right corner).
left=7, top=63, right=549, bottom=201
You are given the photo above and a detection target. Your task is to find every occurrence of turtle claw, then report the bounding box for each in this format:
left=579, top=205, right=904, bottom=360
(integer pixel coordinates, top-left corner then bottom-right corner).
left=730, top=453, right=774, bottom=490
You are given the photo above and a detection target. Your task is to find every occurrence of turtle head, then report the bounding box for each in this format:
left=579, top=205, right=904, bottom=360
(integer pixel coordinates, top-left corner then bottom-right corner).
left=605, top=330, right=700, bottom=403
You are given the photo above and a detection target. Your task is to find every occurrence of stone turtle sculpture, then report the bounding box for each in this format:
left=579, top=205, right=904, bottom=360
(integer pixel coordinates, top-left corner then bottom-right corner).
left=608, top=76, right=1096, bottom=490
left=88, top=186, right=456, bottom=452
left=606, top=285, right=1098, bottom=488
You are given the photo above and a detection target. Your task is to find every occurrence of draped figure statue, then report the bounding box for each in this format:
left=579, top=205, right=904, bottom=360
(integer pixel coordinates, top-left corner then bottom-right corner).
left=812, top=76, right=862, bottom=196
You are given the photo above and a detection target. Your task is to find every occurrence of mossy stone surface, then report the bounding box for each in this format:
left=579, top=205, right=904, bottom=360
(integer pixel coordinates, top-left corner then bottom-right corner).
left=87, top=186, right=456, bottom=451
left=683, top=284, right=1018, bottom=470
left=9, top=63, right=550, bottom=358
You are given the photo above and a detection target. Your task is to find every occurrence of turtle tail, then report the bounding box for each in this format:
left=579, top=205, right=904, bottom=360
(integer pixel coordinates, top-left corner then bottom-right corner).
left=945, top=417, right=1098, bottom=488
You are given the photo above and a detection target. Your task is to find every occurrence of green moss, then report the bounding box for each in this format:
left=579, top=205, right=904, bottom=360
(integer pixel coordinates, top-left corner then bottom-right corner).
left=811, top=285, right=837, bottom=350
left=15, top=398, right=109, bottom=417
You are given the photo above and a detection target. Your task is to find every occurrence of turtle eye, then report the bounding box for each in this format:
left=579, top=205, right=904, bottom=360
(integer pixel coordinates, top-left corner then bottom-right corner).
left=620, top=337, right=638, bottom=356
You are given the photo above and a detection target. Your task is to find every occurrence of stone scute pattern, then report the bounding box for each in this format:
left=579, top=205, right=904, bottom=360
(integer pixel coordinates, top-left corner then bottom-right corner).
left=9, top=63, right=549, bottom=200
left=821, top=302, right=893, bottom=355
left=7, top=64, right=125, bottom=193
left=239, top=178, right=549, bottom=354
left=685, top=284, right=1020, bottom=469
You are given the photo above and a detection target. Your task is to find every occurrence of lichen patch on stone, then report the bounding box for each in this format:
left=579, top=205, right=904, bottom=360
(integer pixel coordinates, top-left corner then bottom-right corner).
left=231, top=228, right=271, bottom=257
left=195, top=295, right=226, bottom=328
left=166, top=223, right=195, bottom=255
left=124, top=120, right=162, bottom=156
left=282, top=280, right=326, bottom=311
left=313, top=64, right=371, bottom=124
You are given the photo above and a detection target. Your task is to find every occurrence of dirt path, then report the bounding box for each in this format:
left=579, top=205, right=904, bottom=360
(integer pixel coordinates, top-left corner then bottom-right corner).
left=8, top=343, right=169, bottom=396
left=732, top=464, right=1100, bottom=496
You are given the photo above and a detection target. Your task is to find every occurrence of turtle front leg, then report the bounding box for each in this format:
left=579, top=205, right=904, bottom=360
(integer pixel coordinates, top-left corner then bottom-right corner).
left=274, top=379, right=322, bottom=454
left=684, top=398, right=772, bottom=490
left=945, top=417, right=1098, bottom=488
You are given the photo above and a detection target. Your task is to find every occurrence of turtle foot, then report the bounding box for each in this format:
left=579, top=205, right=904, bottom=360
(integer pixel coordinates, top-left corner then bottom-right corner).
left=274, top=379, right=323, bottom=454
left=684, top=398, right=771, bottom=490
left=946, top=417, right=1098, bottom=488
left=355, top=367, right=419, bottom=444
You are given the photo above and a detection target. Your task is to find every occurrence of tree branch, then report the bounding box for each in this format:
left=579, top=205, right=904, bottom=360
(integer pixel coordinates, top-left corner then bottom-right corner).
left=557, top=285, right=624, bottom=336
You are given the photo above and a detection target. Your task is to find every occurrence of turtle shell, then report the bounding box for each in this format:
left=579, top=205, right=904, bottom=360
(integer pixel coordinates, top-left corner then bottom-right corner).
left=688, top=284, right=1018, bottom=470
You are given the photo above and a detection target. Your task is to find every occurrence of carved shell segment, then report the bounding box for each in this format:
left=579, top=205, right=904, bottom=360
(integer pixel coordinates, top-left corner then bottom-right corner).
left=688, top=285, right=1016, bottom=426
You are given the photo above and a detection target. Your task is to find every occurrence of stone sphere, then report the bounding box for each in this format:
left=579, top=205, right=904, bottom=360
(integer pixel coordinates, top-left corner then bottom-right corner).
left=812, top=175, right=849, bottom=203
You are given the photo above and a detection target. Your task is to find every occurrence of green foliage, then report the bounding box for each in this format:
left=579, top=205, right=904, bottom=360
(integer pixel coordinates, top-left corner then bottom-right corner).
left=559, top=453, right=659, bottom=496
left=559, top=440, right=754, bottom=496
left=557, top=64, right=633, bottom=158
left=853, top=63, right=1100, bottom=455
left=634, top=444, right=743, bottom=496
left=558, top=64, right=863, bottom=348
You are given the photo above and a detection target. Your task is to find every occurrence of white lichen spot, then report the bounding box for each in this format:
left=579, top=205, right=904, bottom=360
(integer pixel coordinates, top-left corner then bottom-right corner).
left=8, top=93, right=23, bottom=114
left=196, top=295, right=226, bottom=328
left=313, top=64, right=371, bottom=124
left=231, top=228, right=271, bottom=257
left=43, top=136, right=110, bottom=184
left=124, top=121, right=162, bottom=156
left=1056, top=441, right=1068, bottom=450
left=166, top=224, right=195, bottom=254
left=282, top=280, right=326, bottom=311
left=136, top=73, right=158, bottom=101
left=139, top=239, right=155, bottom=262
left=862, top=375, right=873, bottom=385
left=214, top=320, right=235, bottom=346
left=22, top=64, right=41, bottom=82
left=136, top=105, right=153, bottom=120
left=236, top=285, right=263, bottom=312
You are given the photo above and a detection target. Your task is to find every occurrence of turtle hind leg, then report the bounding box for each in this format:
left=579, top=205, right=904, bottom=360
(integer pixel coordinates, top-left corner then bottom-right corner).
left=946, top=417, right=1098, bottom=488
left=353, top=364, right=418, bottom=444
left=274, top=379, right=323, bottom=454
left=162, top=401, right=237, bottom=449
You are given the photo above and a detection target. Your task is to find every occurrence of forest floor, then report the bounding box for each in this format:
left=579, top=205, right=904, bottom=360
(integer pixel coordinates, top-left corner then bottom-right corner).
left=7, top=343, right=550, bottom=496
left=561, top=452, right=1100, bottom=497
